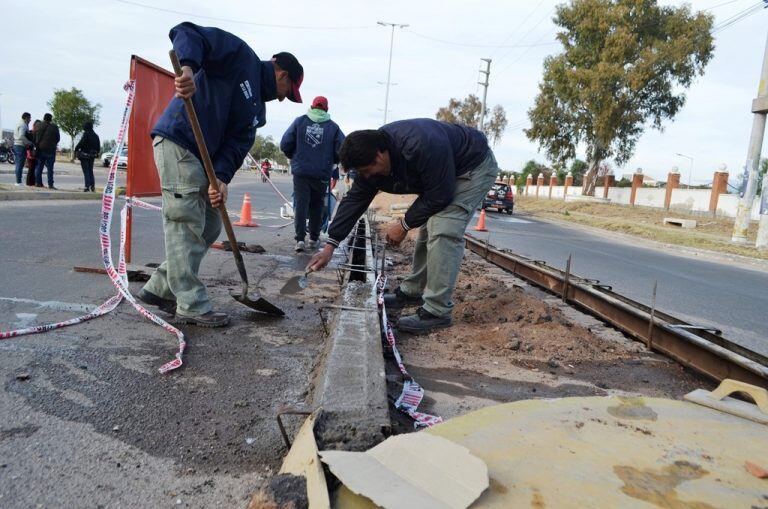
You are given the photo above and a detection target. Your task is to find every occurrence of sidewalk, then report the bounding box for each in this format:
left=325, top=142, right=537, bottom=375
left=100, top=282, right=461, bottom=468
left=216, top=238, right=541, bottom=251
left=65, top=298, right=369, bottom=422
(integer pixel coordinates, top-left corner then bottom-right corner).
left=0, top=161, right=123, bottom=200
left=516, top=195, right=768, bottom=261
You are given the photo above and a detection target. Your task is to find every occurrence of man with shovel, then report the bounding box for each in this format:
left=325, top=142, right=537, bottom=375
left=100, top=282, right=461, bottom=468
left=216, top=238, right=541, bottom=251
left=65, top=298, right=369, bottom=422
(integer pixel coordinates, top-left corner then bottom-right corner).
left=307, top=119, right=498, bottom=333
left=137, top=22, right=303, bottom=327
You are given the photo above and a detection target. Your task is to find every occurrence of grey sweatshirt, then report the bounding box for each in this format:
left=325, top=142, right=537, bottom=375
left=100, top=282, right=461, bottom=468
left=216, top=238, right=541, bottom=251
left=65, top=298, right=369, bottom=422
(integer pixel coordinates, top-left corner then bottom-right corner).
left=13, top=119, right=32, bottom=147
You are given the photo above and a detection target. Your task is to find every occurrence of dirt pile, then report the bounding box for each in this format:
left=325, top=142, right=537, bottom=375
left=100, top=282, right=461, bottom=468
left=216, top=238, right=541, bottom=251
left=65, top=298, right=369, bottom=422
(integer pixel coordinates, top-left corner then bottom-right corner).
left=380, top=232, right=711, bottom=424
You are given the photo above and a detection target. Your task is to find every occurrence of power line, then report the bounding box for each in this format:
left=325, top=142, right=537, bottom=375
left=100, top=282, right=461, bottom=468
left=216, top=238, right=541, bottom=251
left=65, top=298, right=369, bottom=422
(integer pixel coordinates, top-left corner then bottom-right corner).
left=115, top=0, right=373, bottom=30
left=496, top=25, right=558, bottom=76
left=493, top=7, right=556, bottom=67
left=488, top=0, right=548, bottom=59
left=403, top=29, right=557, bottom=49
left=704, top=0, right=748, bottom=10
left=712, top=1, right=766, bottom=33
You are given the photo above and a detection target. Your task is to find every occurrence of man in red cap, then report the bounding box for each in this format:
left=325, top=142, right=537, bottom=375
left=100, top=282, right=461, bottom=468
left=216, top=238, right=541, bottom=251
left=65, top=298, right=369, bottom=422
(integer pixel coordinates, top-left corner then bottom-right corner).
left=138, top=22, right=303, bottom=328
left=280, top=95, right=345, bottom=252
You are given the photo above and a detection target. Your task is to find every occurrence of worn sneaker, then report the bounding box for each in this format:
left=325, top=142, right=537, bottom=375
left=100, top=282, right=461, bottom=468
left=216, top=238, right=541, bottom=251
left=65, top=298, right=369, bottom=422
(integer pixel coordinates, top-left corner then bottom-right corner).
left=14, top=183, right=21, bottom=187
left=382, top=287, right=424, bottom=310
left=307, top=239, right=319, bottom=250
left=295, top=240, right=305, bottom=252
left=176, top=311, right=230, bottom=328
left=48, top=185, right=57, bottom=190
left=136, top=288, right=177, bottom=314
left=397, top=307, right=452, bottom=334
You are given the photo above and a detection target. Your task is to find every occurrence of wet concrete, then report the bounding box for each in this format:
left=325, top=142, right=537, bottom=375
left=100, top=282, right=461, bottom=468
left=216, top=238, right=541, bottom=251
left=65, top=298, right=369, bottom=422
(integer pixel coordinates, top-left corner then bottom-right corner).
left=0, top=174, right=343, bottom=508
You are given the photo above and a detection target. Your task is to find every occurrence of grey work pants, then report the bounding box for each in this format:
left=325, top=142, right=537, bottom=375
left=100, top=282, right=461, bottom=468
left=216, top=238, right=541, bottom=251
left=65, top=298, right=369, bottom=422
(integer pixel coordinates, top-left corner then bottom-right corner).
left=142, top=137, right=222, bottom=316
left=399, top=151, right=499, bottom=317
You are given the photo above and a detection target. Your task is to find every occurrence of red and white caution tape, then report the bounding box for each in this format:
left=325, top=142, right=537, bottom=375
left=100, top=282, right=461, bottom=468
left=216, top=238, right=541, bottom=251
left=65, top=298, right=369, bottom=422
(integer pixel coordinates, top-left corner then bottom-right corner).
left=2, top=82, right=186, bottom=374
left=376, top=275, right=443, bottom=428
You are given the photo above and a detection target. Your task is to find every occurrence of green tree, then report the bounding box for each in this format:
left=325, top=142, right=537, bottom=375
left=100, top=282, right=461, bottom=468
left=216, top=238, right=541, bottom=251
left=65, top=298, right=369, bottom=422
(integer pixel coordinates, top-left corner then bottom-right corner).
left=48, top=88, right=101, bottom=161
left=436, top=94, right=508, bottom=145
left=516, top=159, right=551, bottom=188
left=250, top=134, right=288, bottom=166
left=525, top=0, right=714, bottom=195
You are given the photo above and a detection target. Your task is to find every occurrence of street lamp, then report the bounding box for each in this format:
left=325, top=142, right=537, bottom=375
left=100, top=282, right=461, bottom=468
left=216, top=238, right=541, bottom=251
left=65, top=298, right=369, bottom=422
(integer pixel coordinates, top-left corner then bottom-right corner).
left=675, top=153, right=694, bottom=188
left=377, top=21, right=408, bottom=125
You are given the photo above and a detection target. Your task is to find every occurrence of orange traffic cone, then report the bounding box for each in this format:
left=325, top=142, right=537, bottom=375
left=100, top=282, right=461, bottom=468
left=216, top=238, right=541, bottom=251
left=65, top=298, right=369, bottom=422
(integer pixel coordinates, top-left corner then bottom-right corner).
left=233, top=193, right=259, bottom=227
left=474, top=208, right=488, bottom=232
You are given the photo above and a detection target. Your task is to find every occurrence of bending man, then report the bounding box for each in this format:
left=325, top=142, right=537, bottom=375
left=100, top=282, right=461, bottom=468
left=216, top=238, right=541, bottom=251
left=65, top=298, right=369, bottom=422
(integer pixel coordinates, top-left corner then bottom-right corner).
left=308, top=118, right=498, bottom=333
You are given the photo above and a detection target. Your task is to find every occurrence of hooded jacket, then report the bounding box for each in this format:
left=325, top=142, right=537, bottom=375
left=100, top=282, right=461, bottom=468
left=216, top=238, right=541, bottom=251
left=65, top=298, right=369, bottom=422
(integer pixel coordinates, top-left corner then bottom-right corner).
left=151, top=22, right=276, bottom=184
left=75, top=128, right=101, bottom=159
left=327, top=119, right=489, bottom=247
left=280, top=109, right=344, bottom=180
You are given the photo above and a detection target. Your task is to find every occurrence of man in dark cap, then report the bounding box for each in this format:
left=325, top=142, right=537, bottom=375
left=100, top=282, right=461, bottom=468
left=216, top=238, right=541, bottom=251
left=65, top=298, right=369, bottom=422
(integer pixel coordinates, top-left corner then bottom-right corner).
left=138, top=22, right=303, bottom=327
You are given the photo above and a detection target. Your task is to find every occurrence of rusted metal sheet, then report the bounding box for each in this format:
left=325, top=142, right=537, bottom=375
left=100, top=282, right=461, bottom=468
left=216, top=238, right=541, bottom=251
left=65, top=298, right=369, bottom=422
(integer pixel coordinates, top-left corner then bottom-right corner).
left=464, top=234, right=768, bottom=390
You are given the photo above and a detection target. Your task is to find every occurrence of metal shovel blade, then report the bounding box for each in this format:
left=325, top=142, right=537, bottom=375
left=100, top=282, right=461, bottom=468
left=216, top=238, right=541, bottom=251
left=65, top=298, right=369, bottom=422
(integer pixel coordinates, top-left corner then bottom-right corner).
left=232, top=285, right=285, bottom=316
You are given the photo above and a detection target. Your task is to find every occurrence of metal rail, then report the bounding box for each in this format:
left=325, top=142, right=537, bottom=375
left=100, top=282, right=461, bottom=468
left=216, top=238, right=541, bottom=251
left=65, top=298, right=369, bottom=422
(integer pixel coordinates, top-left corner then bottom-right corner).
left=464, top=234, right=768, bottom=389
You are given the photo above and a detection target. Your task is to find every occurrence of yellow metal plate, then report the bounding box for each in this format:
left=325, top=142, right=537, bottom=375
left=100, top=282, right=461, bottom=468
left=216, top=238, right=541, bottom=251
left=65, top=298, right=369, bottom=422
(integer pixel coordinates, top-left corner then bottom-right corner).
left=425, top=396, right=768, bottom=508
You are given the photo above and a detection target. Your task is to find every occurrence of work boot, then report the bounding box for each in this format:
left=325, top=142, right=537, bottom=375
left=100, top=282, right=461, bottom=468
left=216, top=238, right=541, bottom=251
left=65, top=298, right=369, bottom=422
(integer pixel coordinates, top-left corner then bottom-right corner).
left=136, top=288, right=177, bottom=314
left=397, top=307, right=452, bottom=334
left=382, top=287, right=424, bottom=310
left=295, top=240, right=305, bottom=252
left=176, top=311, right=230, bottom=328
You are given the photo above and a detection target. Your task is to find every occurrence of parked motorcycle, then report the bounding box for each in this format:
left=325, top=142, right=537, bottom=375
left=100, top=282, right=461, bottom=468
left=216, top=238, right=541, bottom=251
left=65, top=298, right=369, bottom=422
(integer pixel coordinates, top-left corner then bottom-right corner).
left=0, top=143, right=15, bottom=164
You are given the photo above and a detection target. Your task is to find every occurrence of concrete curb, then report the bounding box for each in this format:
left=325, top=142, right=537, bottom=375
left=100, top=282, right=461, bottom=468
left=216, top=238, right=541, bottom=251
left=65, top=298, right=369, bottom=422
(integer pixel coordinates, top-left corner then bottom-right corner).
left=0, top=190, right=103, bottom=201
left=311, top=218, right=390, bottom=451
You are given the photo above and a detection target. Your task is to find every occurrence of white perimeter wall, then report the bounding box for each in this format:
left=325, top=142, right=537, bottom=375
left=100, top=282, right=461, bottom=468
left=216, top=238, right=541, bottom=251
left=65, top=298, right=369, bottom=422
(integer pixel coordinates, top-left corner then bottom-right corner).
left=524, top=185, right=761, bottom=220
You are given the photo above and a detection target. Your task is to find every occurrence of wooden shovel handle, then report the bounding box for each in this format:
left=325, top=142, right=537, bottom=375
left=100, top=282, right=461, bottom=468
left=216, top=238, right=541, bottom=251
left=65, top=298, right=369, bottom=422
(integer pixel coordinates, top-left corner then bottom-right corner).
left=168, top=50, right=249, bottom=287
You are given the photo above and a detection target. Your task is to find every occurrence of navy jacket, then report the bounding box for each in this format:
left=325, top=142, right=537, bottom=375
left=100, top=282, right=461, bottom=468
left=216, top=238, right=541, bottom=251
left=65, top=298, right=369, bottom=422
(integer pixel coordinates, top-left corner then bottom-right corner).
left=280, top=115, right=344, bottom=180
left=152, top=22, right=277, bottom=184
left=327, top=119, right=489, bottom=247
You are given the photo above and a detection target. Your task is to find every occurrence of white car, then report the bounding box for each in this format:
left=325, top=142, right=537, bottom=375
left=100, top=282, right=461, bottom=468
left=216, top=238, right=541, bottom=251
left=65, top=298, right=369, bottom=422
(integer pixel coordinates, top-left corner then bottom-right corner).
left=103, top=147, right=128, bottom=168
left=116, top=147, right=128, bottom=169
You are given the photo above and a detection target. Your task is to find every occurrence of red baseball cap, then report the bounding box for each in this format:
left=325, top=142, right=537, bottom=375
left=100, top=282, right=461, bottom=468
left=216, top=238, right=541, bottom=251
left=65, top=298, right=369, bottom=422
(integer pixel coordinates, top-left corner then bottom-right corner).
left=311, top=96, right=328, bottom=111
left=272, top=52, right=304, bottom=103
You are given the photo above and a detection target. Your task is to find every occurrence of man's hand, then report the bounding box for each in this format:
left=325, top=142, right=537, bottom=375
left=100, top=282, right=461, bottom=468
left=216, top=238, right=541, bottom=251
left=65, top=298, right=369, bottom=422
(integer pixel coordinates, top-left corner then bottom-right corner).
left=208, top=179, right=228, bottom=208
left=175, top=66, right=196, bottom=99
left=307, top=244, right=334, bottom=272
left=385, top=221, right=408, bottom=247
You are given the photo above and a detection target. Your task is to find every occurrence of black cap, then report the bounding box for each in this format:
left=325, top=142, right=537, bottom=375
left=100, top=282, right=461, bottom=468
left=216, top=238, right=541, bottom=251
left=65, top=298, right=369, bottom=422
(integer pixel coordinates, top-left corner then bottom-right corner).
left=272, top=52, right=304, bottom=103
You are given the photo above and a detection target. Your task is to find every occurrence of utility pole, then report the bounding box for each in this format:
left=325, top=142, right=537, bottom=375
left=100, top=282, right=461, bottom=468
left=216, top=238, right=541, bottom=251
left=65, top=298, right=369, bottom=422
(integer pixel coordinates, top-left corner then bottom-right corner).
left=733, top=31, right=768, bottom=244
left=478, top=58, right=492, bottom=133
left=377, top=21, right=408, bottom=125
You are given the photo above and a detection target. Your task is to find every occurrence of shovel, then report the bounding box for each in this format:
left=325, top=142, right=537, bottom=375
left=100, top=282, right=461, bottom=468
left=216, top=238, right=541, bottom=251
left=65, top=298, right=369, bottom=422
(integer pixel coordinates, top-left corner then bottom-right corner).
left=169, top=50, right=284, bottom=316
left=280, top=268, right=313, bottom=295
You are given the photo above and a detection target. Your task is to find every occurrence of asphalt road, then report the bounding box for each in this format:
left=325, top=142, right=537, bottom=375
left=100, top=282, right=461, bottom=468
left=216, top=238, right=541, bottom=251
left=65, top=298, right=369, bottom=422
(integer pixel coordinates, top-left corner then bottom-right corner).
left=0, top=170, right=343, bottom=508
left=470, top=210, right=768, bottom=358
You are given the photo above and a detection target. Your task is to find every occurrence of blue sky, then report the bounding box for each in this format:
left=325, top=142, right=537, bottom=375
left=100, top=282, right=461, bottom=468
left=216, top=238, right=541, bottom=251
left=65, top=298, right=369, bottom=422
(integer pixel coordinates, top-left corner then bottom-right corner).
left=1, top=0, right=766, bottom=184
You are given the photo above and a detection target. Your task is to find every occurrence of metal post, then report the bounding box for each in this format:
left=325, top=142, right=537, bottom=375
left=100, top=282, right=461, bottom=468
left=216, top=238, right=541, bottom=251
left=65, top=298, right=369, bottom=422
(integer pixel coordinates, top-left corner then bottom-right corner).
left=378, top=21, right=408, bottom=125
left=733, top=32, right=768, bottom=244
left=478, top=58, right=492, bottom=132
left=647, top=281, right=657, bottom=349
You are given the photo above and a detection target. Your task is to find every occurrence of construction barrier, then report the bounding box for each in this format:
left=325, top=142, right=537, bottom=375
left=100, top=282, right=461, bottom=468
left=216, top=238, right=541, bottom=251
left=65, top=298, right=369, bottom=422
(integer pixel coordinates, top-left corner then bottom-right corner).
left=376, top=275, right=442, bottom=428
left=125, top=56, right=176, bottom=262
left=1, top=81, right=186, bottom=374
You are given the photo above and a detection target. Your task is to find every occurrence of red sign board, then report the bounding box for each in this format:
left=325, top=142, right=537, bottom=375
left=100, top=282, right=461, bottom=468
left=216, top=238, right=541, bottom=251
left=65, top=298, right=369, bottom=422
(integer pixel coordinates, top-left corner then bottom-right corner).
left=126, top=55, right=175, bottom=197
